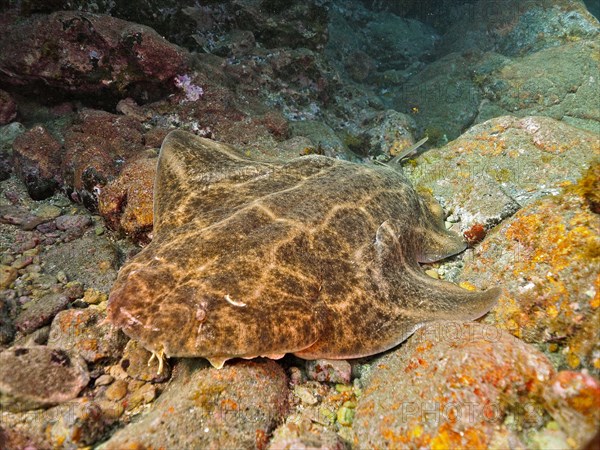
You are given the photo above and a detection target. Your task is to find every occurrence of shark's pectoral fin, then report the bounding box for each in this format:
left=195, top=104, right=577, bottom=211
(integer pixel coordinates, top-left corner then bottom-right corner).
left=411, top=280, right=502, bottom=322
left=375, top=217, right=501, bottom=344
left=294, top=218, right=501, bottom=362
left=360, top=277, right=501, bottom=360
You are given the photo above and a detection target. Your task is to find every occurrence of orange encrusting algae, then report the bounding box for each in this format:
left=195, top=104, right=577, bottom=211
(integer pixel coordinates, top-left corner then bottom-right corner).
left=465, top=162, right=600, bottom=375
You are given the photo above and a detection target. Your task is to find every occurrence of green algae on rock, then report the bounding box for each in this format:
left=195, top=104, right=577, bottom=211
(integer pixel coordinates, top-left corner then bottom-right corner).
left=477, top=39, right=600, bottom=133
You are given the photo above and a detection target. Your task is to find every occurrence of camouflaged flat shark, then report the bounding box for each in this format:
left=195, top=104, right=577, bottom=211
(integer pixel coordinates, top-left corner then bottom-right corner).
left=107, top=130, right=500, bottom=371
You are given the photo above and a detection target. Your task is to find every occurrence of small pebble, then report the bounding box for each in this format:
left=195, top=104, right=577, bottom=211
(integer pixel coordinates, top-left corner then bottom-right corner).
left=105, top=379, right=128, bottom=401
left=425, top=268, right=439, bottom=279
left=36, top=221, right=57, bottom=234
left=96, top=399, right=125, bottom=419
left=128, top=379, right=146, bottom=392
left=56, top=271, right=68, bottom=284
left=319, top=406, right=337, bottom=425
left=21, top=217, right=46, bottom=231
left=95, top=225, right=105, bottom=236
left=64, top=281, right=85, bottom=300
left=52, top=197, right=71, bottom=208
left=25, top=264, right=42, bottom=273
left=337, top=401, right=356, bottom=426
left=42, top=237, right=57, bottom=245
left=22, top=247, right=39, bottom=257
left=1, top=290, right=16, bottom=301
left=95, top=374, right=115, bottom=387
left=82, top=289, right=107, bottom=305
left=335, top=384, right=352, bottom=393
left=55, top=214, right=92, bottom=231
left=127, top=383, right=156, bottom=410
left=1, top=254, right=14, bottom=265
left=34, top=204, right=62, bottom=221
left=4, top=190, right=20, bottom=204
left=293, top=385, right=319, bottom=406
left=0, top=265, right=18, bottom=289
left=108, top=363, right=129, bottom=381
left=288, top=366, right=306, bottom=386
left=12, top=256, right=33, bottom=270
left=11, top=238, right=38, bottom=254
left=306, top=359, right=352, bottom=384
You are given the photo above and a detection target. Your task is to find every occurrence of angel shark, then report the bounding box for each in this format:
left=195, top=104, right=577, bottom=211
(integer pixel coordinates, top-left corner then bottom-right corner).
left=107, top=130, right=500, bottom=372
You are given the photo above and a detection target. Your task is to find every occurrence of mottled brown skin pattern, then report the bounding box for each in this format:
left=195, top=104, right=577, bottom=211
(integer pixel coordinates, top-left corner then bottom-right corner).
left=107, top=130, right=500, bottom=367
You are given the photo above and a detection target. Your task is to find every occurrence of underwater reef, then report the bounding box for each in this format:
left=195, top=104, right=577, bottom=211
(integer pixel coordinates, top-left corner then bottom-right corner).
left=0, top=0, right=599, bottom=448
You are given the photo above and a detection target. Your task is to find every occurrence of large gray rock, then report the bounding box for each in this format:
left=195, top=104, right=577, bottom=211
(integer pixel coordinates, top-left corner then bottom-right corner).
left=14, top=293, right=69, bottom=335
left=476, top=39, right=600, bottom=134
left=391, top=52, right=481, bottom=143
left=405, top=115, right=600, bottom=232
left=0, top=345, right=89, bottom=412
left=435, top=0, right=598, bottom=56
left=362, top=12, right=437, bottom=72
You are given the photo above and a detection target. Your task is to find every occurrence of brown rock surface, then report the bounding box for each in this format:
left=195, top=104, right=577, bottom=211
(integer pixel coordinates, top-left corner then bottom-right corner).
left=0, top=11, right=189, bottom=102
left=103, top=359, right=289, bottom=449
left=0, top=89, right=17, bottom=124
left=98, top=156, right=156, bottom=243
left=62, top=109, right=144, bottom=210
left=12, top=125, right=62, bottom=200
